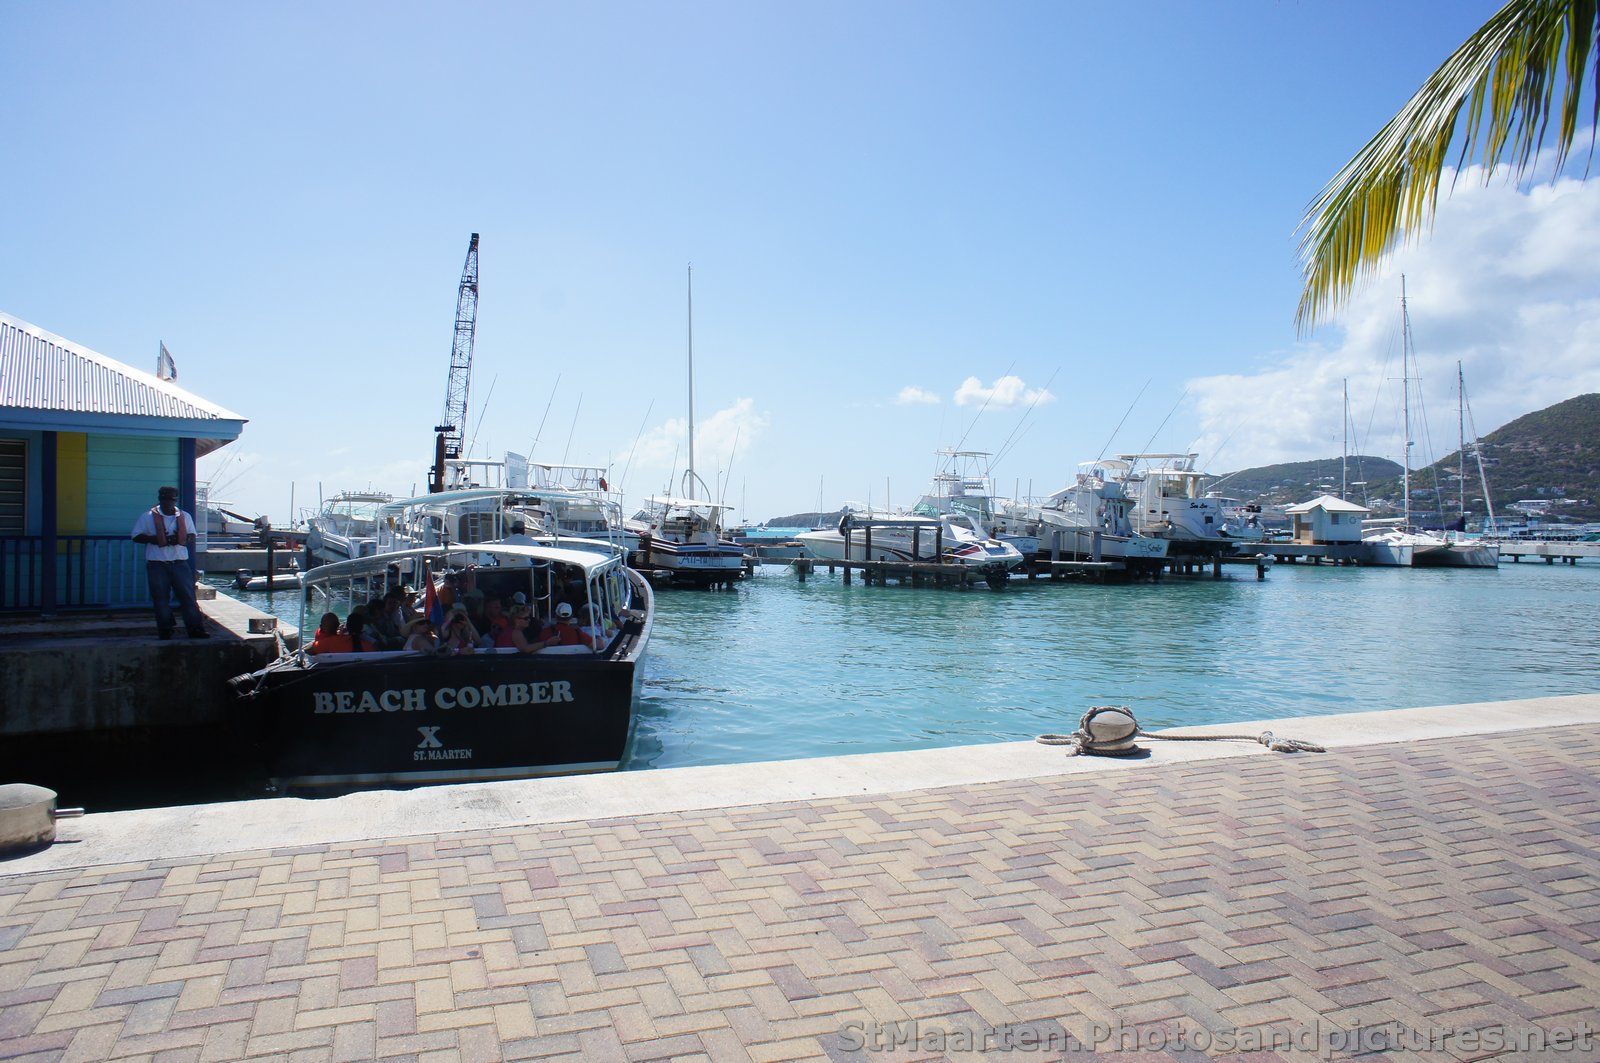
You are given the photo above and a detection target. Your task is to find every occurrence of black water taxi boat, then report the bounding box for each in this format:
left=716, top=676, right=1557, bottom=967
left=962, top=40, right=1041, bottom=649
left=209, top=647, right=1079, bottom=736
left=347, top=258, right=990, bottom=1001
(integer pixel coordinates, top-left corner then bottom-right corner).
left=229, top=543, right=653, bottom=792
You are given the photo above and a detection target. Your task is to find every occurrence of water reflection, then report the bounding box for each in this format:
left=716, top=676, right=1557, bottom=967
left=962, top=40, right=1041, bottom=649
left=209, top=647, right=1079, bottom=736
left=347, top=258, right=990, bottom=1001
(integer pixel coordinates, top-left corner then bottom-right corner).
left=212, top=559, right=1600, bottom=774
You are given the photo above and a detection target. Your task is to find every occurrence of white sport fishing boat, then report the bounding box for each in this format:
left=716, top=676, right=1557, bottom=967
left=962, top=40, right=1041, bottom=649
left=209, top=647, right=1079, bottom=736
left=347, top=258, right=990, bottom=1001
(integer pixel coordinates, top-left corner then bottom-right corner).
left=913, top=448, right=1040, bottom=556
left=511, top=462, right=638, bottom=556
left=626, top=497, right=748, bottom=586
left=304, top=490, right=393, bottom=565
left=1113, top=454, right=1260, bottom=556
left=993, top=460, right=1170, bottom=568
left=796, top=509, right=1024, bottom=574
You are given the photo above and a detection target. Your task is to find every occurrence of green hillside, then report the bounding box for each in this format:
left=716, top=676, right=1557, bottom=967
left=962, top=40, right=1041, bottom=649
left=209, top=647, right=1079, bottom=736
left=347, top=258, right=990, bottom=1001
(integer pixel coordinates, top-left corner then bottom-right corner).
left=1208, top=456, right=1403, bottom=508
left=1215, top=393, right=1600, bottom=521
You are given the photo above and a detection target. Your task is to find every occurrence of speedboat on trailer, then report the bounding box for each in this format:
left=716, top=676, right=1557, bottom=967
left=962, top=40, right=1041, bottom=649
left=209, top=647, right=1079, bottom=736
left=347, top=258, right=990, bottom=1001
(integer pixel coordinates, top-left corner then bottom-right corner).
left=228, top=542, right=654, bottom=792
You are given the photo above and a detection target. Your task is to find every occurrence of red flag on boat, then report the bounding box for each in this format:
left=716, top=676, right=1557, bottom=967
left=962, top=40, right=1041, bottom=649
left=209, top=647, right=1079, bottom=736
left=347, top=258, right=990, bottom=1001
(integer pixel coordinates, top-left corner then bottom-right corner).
left=424, top=575, right=445, bottom=627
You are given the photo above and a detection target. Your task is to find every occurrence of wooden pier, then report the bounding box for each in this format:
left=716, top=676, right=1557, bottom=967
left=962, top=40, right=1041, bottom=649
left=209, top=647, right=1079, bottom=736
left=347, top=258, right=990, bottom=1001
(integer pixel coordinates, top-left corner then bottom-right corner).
left=791, top=557, right=1009, bottom=589
left=1023, top=558, right=1127, bottom=581
left=1246, top=539, right=1597, bottom=566
left=1242, top=542, right=1369, bottom=565
left=195, top=545, right=304, bottom=577
left=1495, top=540, right=1600, bottom=564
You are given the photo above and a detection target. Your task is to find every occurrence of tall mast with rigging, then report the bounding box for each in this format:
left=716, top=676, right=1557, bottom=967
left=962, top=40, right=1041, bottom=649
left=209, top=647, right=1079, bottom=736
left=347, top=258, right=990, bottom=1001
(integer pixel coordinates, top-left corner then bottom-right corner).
left=1458, top=361, right=1467, bottom=522
left=684, top=263, right=697, bottom=500
left=1400, top=276, right=1413, bottom=532
left=1341, top=378, right=1349, bottom=500
left=432, top=233, right=481, bottom=493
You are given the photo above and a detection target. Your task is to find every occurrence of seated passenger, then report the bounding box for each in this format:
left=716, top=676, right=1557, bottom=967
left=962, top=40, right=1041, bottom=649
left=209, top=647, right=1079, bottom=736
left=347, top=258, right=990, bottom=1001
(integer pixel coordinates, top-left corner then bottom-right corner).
left=496, top=605, right=559, bottom=653
left=479, top=597, right=509, bottom=648
left=364, top=597, right=400, bottom=650
left=308, top=612, right=348, bottom=654
left=402, top=617, right=438, bottom=653
left=343, top=608, right=377, bottom=652
left=439, top=607, right=478, bottom=655
left=537, top=601, right=598, bottom=650
left=309, top=611, right=373, bottom=653
left=578, top=603, right=613, bottom=648
left=460, top=567, right=486, bottom=617
left=379, top=589, right=410, bottom=636
left=396, top=585, right=421, bottom=623
left=435, top=572, right=459, bottom=613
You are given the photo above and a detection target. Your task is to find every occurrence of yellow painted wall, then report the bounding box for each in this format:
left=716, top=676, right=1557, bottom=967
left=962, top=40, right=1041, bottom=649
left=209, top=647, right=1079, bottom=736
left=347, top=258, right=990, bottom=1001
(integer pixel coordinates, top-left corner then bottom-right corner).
left=55, top=432, right=88, bottom=534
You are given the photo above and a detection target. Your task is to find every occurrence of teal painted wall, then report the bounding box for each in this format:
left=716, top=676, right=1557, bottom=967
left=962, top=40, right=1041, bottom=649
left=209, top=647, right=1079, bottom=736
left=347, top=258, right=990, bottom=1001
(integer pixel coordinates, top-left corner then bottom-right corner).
left=87, top=435, right=179, bottom=535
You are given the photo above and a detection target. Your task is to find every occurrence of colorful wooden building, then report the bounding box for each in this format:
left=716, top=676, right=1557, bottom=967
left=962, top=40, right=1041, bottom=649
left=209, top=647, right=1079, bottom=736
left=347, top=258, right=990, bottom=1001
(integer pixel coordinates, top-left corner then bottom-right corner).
left=0, top=312, right=246, bottom=612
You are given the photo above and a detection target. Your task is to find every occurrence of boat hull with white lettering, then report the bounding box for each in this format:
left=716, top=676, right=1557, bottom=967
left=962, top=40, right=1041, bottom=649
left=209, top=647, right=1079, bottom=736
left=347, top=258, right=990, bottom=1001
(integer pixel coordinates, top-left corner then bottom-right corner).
left=229, top=543, right=653, bottom=792
left=250, top=650, right=643, bottom=787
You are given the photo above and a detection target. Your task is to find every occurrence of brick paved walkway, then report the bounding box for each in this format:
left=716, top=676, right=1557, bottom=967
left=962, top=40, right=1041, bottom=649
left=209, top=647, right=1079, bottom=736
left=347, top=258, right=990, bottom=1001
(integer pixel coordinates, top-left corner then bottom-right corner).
left=2, top=725, right=1598, bottom=1061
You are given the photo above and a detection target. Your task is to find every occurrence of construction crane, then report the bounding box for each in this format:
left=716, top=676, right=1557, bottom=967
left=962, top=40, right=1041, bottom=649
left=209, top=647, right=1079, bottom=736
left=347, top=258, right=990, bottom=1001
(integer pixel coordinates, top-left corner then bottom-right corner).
left=430, top=233, right=480, bottom=493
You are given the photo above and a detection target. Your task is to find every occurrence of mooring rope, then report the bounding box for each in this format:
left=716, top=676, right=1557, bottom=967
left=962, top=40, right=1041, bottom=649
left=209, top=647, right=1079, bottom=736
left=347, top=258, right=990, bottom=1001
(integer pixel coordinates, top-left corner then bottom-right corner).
left=1038, top=706, right=1325, bottom=756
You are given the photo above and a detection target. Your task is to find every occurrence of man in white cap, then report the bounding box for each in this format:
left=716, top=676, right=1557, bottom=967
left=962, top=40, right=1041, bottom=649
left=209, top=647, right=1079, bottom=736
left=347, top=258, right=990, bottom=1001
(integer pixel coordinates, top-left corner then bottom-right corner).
left=537, top=601, right=595, bottom=649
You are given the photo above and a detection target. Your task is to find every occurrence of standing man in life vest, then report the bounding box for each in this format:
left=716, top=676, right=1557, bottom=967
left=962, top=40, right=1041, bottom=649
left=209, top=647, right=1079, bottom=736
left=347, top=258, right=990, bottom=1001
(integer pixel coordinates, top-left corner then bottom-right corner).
left=131, top=485, right=209, bottom=639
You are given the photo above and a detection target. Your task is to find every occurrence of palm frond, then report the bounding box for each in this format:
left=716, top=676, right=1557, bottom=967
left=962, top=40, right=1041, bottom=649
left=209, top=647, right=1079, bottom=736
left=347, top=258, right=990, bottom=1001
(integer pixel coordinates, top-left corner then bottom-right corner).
left=1296, top=0, right=1599, bottom=333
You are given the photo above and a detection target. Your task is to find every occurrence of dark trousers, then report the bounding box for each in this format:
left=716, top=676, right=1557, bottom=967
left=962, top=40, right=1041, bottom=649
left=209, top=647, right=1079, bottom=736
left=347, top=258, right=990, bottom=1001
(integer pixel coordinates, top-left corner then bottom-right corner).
left=147, top=559, right=205, bottom=635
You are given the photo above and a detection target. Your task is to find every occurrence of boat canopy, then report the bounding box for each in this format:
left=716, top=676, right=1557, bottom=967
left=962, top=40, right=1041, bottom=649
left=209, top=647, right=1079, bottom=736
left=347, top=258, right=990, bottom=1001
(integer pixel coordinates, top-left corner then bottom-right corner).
left=380, top=487, right=516, bottom=513
left=302, top=542, right=622, bottom=585
left=645, top=496, right=729, bottom=512
left=532, top=462, right=607, bottom=476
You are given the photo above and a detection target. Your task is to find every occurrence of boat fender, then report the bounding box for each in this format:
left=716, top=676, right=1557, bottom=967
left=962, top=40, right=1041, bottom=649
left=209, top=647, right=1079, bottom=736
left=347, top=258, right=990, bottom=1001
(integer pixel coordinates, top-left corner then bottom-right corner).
left=1037, top=706, right=1326, bottom=756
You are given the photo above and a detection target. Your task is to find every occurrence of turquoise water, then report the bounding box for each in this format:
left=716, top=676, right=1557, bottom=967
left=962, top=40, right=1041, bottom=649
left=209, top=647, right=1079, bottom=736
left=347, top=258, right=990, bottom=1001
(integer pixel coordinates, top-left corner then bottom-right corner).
left=212, top=559, right=1600, bottom=772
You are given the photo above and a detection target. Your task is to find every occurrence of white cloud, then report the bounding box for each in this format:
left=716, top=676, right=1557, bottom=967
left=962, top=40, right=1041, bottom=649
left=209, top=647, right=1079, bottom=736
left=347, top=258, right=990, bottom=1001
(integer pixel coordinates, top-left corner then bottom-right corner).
left=896, top=385, right=940, bottom=405
left=1188, top=173, right=1600, bottom=473
left=953, top=374, right=1056, bottom=409
left=615, top=398, right=769, bottom=499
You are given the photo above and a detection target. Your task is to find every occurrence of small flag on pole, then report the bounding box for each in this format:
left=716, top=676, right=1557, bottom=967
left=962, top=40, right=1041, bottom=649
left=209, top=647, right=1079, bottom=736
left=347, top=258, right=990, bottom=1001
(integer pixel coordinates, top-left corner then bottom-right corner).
left=424, top=576, right=445, bottom=627
left=156, top=342, right=178, bottom=381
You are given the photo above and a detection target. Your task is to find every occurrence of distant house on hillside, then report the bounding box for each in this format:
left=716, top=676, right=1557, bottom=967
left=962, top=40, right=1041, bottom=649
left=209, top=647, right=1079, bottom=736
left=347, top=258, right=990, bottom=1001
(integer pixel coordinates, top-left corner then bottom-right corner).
left=0, top=312, right=246, bottom=612
left=1284, top=494, right=1369, bottom=546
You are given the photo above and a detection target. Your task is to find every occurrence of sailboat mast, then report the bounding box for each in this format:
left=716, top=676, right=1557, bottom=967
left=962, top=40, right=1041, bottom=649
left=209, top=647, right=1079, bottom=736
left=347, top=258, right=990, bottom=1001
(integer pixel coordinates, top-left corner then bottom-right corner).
left=1462, top=370, right=1498, bottom=534
left=1458, top=361, right=1467, bottom=522
left=686, top=264, right=696, bottom=501
left=1400, top=277, right=1412, bottom=531
left=1341, top=378, right=1348, bottom=500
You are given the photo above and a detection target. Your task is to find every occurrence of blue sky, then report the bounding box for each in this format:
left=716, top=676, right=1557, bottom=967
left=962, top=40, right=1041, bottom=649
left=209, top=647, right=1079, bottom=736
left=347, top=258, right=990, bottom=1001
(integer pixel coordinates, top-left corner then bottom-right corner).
left=5, top=1, right=1597, bottom=523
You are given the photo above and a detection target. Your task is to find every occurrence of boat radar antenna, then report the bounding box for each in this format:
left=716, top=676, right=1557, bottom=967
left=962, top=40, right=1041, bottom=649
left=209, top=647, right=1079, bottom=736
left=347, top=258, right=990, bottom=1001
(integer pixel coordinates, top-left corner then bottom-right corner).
left=432, top=233, right=480, bottom=493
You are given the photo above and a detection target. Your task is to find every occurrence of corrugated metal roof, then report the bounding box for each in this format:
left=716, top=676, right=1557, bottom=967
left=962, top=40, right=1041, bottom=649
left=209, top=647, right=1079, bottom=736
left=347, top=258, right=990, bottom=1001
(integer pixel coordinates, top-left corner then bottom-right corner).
left=0, top=312, right=245, bottom=423
left=1285, top=494, right=1370, bottom=514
